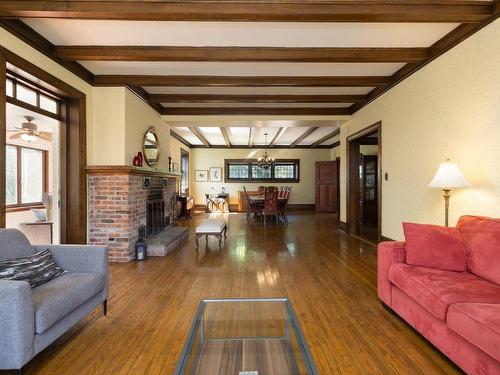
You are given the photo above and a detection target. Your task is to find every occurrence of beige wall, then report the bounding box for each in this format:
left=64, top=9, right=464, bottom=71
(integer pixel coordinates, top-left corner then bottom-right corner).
left=360, top=145, right=378, bottom=156
left=339, top=18, right=500, bottom=240
left=190, top=148, right=330, bottom=206
left=124, top=90, right=170, bottom=170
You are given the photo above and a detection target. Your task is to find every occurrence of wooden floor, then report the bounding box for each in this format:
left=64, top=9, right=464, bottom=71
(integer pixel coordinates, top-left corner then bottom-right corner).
left=22, top=212, right=461, bottom=375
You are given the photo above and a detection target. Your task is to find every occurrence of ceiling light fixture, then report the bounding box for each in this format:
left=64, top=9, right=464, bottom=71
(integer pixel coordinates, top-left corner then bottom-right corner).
left=257, top=133, right=275, bottom=170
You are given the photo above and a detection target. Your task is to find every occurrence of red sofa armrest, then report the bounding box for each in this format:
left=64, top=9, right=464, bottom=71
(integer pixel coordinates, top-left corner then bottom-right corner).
left=377, top=241, right=406, bottom=306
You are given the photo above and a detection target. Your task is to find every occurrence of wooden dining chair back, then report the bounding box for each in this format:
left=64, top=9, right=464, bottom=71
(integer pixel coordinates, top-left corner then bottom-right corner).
left=262, top=190, right=279, bottom=227
left=280, top=189, right=292, bottom=223
left=243, top=186, right=260, bottom=222
left=257, top=186, right=266, bottom=195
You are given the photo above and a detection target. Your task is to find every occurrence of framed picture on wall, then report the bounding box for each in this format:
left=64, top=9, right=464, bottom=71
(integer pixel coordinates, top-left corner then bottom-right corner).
left=195, top=170, right=208, bottom=182
left=209, top=167, right=223, bottom=182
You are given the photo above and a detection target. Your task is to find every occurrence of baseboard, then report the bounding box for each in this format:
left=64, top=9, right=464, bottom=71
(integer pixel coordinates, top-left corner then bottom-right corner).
left=338, top=221, right=347, bottom=232
left=287, top=204, right=315, bottom=211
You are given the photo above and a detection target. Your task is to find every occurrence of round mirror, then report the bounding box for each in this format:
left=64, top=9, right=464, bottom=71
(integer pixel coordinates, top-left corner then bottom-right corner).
left=143, top=127, right=160, bottom=167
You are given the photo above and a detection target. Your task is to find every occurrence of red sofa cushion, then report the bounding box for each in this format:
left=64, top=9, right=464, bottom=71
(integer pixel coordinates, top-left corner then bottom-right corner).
left=389, top=264, right=500, bottom=321
left=403, top=222, right=467, bottom=271
left=457, top=215, right=500, bottom=285
left=448, top=303, right=500, bottom=362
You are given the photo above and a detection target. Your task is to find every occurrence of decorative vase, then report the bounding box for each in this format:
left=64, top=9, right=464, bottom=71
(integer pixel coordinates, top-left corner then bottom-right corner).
left=133, top=155, right=139, bottom=166
left=137, top=152, right=143, bottom=167
left=168, top=156, right=172, bottom=172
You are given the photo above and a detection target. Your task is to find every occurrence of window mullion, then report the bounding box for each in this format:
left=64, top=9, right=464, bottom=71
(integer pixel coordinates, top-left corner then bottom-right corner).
left=17, top=146, right=22, bottom=206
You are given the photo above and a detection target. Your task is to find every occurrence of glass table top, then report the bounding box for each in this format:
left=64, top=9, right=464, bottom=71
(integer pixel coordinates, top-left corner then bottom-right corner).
left=174, top=298, right=318, bottom=375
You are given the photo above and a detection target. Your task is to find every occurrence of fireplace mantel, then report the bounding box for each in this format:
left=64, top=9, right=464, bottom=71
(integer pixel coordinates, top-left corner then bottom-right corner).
left=86, top=165, right=181, bottom=179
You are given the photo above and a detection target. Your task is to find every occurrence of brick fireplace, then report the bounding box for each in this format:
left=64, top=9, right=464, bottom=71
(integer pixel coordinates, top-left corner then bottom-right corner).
left=87, top=166, right=179, bottom=262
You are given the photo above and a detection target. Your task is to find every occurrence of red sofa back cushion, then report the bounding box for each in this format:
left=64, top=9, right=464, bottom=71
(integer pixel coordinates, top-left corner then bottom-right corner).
left=457, top=215, right=500, bottom=285
left=403, top=222, right=467, bottom=272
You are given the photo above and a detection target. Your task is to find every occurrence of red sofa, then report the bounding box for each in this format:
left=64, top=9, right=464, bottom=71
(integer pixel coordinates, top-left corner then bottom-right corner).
left=378, top=216, right=500, bottom=375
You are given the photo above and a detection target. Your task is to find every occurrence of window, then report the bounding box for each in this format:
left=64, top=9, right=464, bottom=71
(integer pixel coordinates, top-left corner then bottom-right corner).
left=225, top=159, right=300, bottom=182
left=5, top=78, right=60, bottom=115
left=5, top=145, right=47, bottom=208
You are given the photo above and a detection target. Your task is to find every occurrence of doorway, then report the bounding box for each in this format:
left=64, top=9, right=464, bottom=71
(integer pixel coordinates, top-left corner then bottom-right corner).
left=347, top=122, right=381, bottom=243
left=1, top=49, right=87, bottom=244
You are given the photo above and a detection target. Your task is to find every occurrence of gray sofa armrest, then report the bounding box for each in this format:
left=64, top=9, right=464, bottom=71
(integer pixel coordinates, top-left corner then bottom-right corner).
left=34, top=245, right=109, bottom=300
left=0, top=280, right=34, bottom=370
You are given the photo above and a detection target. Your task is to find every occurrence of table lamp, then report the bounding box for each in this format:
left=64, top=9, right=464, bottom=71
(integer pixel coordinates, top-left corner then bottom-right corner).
left=428, top=159, right=470, bottom=227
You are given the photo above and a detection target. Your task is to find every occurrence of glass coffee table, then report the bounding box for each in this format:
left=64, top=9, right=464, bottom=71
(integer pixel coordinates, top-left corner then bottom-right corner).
left=174, top=298, right=318, bottom=375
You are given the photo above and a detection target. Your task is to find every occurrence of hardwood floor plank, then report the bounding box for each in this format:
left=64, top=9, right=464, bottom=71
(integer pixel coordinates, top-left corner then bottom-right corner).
left=22, top=213, right=461, bottom=375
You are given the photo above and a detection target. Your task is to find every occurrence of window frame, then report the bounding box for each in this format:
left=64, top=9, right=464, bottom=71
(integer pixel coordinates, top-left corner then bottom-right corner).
left=6, top=76, right=61, bottom=117
left=5, top=144, right=49, bottom=211
left=224, top=159, right=300, bottom=183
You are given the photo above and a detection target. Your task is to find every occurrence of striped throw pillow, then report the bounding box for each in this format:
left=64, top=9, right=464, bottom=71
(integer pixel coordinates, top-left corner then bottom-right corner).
left=0, top=249, right=67, bottom=288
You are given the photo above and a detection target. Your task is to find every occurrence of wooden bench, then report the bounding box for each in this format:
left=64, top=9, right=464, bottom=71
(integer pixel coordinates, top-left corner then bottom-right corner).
left=195, top=219, right=227, bottom=250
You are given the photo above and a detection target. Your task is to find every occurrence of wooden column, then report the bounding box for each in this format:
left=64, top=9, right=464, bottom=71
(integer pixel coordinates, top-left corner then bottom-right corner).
left=0, top=49, right=6, bottom=228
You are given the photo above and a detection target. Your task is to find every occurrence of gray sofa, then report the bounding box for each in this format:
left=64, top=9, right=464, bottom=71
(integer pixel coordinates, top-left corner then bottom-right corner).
left=0, top=229, right=108, bottom=374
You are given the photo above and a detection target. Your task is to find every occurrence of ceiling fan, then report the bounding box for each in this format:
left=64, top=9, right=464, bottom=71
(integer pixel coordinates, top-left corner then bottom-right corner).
left=9, top=116, right=52, bottom=142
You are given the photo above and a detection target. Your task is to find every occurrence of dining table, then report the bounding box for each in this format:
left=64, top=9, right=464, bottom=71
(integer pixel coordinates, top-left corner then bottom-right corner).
left=249, top=195, right=287, bottom=204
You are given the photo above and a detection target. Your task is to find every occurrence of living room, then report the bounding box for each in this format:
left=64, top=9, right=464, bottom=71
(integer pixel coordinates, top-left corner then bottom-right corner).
left=0, top=2, right=499, bottom=375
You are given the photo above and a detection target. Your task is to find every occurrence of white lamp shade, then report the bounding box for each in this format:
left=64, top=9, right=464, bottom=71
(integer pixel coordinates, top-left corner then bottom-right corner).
left=428, top=160, right=471, bottom=189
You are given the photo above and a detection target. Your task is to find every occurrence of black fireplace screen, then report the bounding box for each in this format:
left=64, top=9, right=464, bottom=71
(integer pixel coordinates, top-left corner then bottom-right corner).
left=146, top=192, right=168, bottom=237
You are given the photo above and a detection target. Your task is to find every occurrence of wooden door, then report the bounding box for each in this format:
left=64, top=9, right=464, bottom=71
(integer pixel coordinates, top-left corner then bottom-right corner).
left=315, top=161, right=338, bottom=212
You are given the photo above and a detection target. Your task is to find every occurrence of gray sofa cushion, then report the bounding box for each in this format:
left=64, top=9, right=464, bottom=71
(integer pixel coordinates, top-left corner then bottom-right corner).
left=32, top=273, right=105, bottom=334
left=0, top=229, right=35, bottom=261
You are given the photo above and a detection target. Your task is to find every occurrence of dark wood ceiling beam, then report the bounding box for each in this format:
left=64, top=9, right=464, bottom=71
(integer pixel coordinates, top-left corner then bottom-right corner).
left=269, top=127, right=286, bottom=147
left=150, top=94, right=366, bottom=104
left=290, top=127, right=319, bottom=148
left=126, top=85, right=165, bottom=115
left=95, top=75, right=390, bottom=87
left=188, top=127, right=210, bottom=148
left=0, top=1, right=492, bottom=23
left=170, top=130, right=192, bottom=148
left=311, top=128, right=341, bottom=147
left=220, top=127, right=231, bottom=148
left=163, top=108, right=351, bottom=116
left=56, top=46, right=429, bottom=63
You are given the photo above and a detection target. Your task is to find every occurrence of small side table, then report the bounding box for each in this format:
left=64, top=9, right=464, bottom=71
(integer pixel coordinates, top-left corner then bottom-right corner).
left=20, top=221, right=54, bottom=244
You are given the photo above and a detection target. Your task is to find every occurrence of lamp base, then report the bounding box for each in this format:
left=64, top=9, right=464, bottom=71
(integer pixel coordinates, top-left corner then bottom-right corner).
left=443, top=189, right=451, bottom=227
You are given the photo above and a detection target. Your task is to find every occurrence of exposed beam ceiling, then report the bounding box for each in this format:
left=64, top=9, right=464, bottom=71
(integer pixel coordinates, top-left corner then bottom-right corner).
left=55, top=46, right=428, bottom=63
left=311, top=128, right=340, bottom=147
left=170, top=130, right=191, bottom=148
left=188, top=126, right=210, bottom=147
left=0, top=1, right=492, bottom=23
left=94, top=75, right=390, bottom=87
left=219, top=127, right=231, bottom=147
left=290, top=127, right=319, bottom=147
left=150, top=94, right=366, bottom=104
left=269, top=127, right=286, bottom=147
left=248, top=128, right=255, bottom=148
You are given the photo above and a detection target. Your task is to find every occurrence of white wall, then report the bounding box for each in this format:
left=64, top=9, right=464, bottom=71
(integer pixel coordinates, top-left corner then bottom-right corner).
left=339, top=18, right=500, bottom=240
left=190, top=148, right=331, bottom=206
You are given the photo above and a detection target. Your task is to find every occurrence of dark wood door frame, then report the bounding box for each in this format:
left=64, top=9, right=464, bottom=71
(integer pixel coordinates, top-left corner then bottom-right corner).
left=0, top=47, right=87, bottom=244
left=346, top=121, right=382, bottom=242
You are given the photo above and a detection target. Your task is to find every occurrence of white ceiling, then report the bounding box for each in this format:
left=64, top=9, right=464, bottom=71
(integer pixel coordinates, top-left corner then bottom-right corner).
left=23, top=20, right=458, bottom=48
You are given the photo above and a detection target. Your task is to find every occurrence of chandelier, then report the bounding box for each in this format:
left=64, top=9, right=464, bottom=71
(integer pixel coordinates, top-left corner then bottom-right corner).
left=257, top=133, right=275, bottom=169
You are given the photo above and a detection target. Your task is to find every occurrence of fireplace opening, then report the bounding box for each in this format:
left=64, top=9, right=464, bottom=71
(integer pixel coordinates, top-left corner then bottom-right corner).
left=146, top=191, right=168, bottom=237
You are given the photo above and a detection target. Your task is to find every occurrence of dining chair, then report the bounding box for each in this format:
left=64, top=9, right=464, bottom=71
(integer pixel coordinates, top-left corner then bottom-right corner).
left=257, top=186, right=266, bottom=195
left=279, top=189, right=291, bottom=224
left=261, top=189, right=279, bottom=227
left=243, top=186, right=260, bottom=222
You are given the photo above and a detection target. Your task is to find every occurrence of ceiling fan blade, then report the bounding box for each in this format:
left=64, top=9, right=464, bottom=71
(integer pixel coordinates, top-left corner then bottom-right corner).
left=9, top=133, right=21, bottom=139
left=39, top=133, right=52, bottom=141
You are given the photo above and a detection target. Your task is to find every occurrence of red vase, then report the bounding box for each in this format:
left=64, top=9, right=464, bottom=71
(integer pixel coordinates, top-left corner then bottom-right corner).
left=137, top=152, right=143, bottom=167
left=133, top=155, right=139, bottom=166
